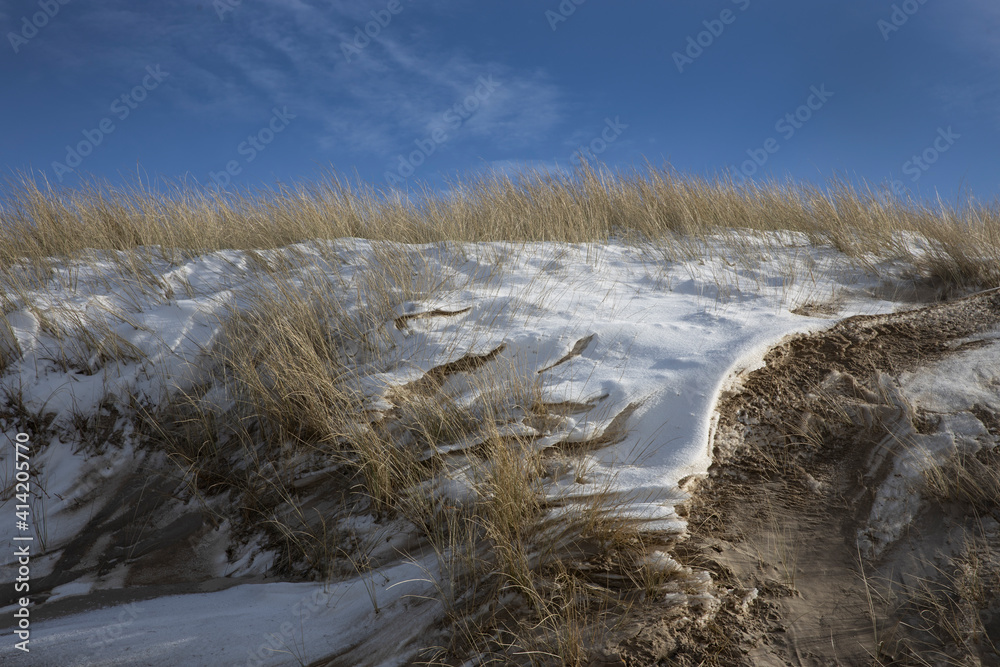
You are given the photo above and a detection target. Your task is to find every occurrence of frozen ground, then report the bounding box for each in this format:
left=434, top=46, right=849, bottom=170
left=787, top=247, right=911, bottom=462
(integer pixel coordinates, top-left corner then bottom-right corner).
left=0, top=233, right=946, bottom=665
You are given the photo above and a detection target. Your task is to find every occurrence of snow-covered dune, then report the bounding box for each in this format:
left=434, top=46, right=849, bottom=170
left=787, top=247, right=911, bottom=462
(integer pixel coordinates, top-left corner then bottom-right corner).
left=0, top=234, right=916, bottom=665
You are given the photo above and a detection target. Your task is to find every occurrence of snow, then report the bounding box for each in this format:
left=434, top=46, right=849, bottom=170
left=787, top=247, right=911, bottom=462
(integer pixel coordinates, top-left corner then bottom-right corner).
left=860, top=329, right=1000, bottom=557
left=898, top=330, right=1000, bottom=412
left=0, top=233, right=921, bottom=664
left=5, top=561, right=440, bottom=667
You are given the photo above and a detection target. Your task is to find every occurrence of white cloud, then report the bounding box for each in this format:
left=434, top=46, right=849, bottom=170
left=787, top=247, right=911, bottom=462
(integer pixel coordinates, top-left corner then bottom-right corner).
left=169, top=2, right=561, bottom=154
left=24, top=0, right=566, bottom=171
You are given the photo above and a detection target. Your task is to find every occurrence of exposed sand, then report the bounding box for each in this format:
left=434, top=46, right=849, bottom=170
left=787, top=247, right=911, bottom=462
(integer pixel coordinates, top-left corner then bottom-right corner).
left=605, top=288, right=1000, bottom=666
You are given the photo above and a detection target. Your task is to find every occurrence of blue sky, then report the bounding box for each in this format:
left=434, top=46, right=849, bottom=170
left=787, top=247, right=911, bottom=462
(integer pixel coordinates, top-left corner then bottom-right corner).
left=1, top=0, right=998, bottom=200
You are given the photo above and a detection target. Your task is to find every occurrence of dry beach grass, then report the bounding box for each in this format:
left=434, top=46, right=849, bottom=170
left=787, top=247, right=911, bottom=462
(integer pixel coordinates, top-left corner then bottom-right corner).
left=1, top=163, right=999, bottom=665
left=2, top=161, right=999, bottom=289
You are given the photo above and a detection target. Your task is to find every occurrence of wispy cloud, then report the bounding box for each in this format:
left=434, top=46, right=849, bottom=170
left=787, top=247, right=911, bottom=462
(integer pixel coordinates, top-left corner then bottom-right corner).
left=27, top=0, right=564, bottom=163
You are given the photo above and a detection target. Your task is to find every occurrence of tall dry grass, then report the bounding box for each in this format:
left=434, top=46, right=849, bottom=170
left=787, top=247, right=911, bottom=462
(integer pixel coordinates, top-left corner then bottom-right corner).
left=122, top=239, right=685, bottom=664
left=2, top=162, right=999, bottom=291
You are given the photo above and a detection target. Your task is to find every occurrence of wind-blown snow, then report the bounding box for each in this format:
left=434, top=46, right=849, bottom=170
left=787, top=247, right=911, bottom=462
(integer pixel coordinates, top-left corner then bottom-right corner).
left=860, top=329, right=1000, bottom=557
left=0, top=233, right=914, bottom=665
